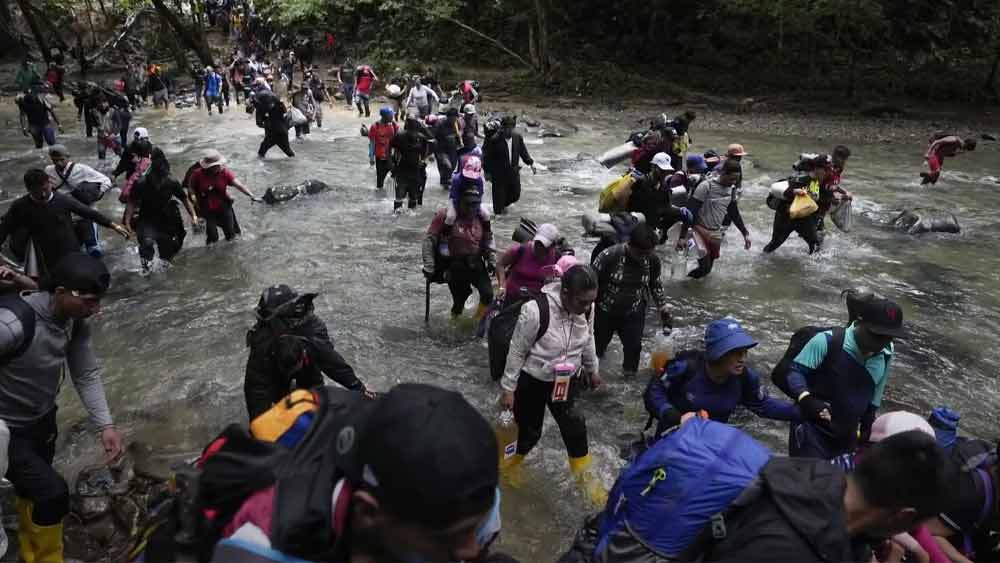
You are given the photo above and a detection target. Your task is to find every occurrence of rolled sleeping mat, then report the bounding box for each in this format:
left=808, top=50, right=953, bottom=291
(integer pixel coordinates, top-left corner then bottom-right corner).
left=670, top=186, right=688, bottom=207
left=598, top=141, right=636, bottom=168
left=581, top=212, right=646, bottom=237
left=770, top=180, right=790, bottom=200
left=512, top=217, right=539, bottom=243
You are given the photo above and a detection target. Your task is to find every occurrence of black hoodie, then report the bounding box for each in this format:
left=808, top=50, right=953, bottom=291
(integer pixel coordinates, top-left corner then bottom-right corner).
left=704, top=457, right=871, bottom=563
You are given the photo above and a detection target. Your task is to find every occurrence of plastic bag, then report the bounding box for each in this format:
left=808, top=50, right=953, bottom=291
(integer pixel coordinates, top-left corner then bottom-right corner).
left=598, top=172, right=639, bottom=213
left=829, top=199, right=853, bottom=232
left=788, top=193, right=818, bottom=219
left=287, top=107, right=307, bottom=126
left=649, top=332, right=675, bottom=372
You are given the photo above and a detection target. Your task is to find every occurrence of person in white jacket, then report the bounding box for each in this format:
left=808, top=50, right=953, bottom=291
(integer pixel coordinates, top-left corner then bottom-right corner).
left=405, top=77, right=439, bottom=119
left=498, top=264, right=606, bottom=504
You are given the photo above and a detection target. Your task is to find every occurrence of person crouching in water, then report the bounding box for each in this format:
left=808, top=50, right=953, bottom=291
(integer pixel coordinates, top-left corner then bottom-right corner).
left=922, top=134, right=976, bottom=185
left=423, top=186, right=495, bottom=320
left=186, top=150, right=259, bottom=244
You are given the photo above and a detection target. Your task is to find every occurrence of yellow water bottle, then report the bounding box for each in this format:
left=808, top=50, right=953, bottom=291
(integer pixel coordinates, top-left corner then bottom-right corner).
left=495, top=409, right=518, bottom=468
left=650, top=331, right=675, bottom=373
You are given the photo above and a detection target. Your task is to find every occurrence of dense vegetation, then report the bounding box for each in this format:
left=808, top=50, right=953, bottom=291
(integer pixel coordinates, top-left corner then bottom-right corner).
left=3, top=0, right=998, bottom=102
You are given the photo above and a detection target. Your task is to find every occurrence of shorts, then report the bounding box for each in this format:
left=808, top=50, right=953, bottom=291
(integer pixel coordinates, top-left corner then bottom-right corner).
left=153, top=88, right=168, bottom=105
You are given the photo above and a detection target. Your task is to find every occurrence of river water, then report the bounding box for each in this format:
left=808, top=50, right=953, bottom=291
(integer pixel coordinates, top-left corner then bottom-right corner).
left=0, top=96, right=997, bottom=561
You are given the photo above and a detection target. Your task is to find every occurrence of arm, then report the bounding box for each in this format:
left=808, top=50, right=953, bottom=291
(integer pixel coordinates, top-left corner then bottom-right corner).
left=643, top=370, right=683, bottom=429
left=0, top=266, right=38, bottom=290
left=66, top=321, right=115, bottom=430
left=786, top=333, right=829, bottom=399
left=47, top=102, right=61, bottom=127
left=62, top=193, right=117, bottom=229
left=495, top=246, right=518, bottom=292
left=173, top=183, right=198, bottom=221
left=646, top=254, right=669, bottom=311
left=229, top=177, right=258, bottom=200
left=741, top=369, right=801, bottom=421
left=308, top=322, right=365, bottom=392
left=244, top=332, right=280, bottom=420
left=581, top=307, right=598, bottom=376
left=500, top=302, right=540, bottom=392
left=678, top=196, right=704, bottom=243
left=726, top=200, right=749, bottom=237
left=123, top=199, right=137, bottom=231
left=518, top=136, right=534, bottom=166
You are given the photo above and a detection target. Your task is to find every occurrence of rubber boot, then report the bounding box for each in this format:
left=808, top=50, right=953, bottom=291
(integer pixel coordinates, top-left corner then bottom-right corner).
left=16, top=497, right=36, bottom=563
left=474, top=303, right=489, bottom=322
left=568, top=454, right=608, bottom=507
left=501, top=453, right=525, bottom=488
left=16, top=497, right=64, bottom=563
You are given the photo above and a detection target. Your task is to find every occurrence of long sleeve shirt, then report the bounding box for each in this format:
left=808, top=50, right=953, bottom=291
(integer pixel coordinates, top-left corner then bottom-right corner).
left=592, top=243, right=668, bottom=314
left=0, top=292, right=113, bottom=430
left=686, top=178, right=747, bottom=235
left=501, top=282, right=598, bottom=391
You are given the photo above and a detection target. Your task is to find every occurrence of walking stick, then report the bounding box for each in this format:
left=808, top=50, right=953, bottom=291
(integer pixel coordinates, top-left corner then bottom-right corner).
left=424, top=278, right=431, bottom=324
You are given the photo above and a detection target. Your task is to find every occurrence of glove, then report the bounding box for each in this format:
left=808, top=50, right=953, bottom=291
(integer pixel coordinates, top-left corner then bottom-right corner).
left=659, top=408, right=682, bottom=430
left=798, top=394, right=830, bottom=423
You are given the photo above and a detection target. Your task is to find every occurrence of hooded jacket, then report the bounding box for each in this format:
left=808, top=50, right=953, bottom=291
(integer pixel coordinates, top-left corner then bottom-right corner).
left=704, top=457, right=870, bottom=563
left=501, top=282, right=598, bottom=392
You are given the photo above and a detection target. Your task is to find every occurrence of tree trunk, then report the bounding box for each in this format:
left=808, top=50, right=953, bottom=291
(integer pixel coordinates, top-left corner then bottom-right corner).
left=846, top=48, right=857, bottom=100
left=13, top=0, right=51, bottom=63
left=0, top=0, right=28, bottom=53
left=151, top=0, right=213, bottom=66
left=986, top=47, right=1000, bottom=98
left=534, top=0, right=549, bottom=74
left=83, top=0, right=100, bottom=49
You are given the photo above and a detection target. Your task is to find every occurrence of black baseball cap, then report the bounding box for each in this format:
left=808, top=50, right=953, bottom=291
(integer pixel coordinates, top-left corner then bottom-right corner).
left=42, top=252, right=111, bottom=295
left=857, top=297, right=907, bottom=338
left=338, top=383, right=498, bottom=529
left=256, top=284, right=317, bottom=320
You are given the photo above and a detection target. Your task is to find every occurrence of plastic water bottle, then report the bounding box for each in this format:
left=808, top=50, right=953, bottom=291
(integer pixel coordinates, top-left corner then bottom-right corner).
left=495, top=410, right=518, bottom=467
left=649, top=331, right=675, bottom=373
left=438, top=241, right=450, bottom=257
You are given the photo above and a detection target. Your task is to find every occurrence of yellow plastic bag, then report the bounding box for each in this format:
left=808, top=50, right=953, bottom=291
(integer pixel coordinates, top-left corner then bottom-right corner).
left=788, top=193, right=819, bottom=219
left=598, top=173, right=638, bottom=213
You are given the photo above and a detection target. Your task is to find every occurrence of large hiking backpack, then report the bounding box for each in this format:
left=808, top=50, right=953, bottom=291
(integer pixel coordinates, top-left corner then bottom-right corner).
left=487, top=294, right=550, bottom=381
left=770, top=326, right=845, bottom=399
left=593, top=419, right=771, bottom=561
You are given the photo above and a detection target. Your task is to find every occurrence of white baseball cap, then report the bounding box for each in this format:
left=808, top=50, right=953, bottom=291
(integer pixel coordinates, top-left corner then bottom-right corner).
left=133, top=127, right=150, bottom=140
left=869, top=411, right=935, bottom=443
left=652, top=152, right=674, bottom=172
left=533, top=223, right=560, bottom=248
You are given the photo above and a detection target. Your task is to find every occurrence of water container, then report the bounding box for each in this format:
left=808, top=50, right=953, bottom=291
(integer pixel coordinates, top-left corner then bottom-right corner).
left=438, top=241, right=450, bottom=257
left=495, top=410, right=519, bottom=467
left=649, top=331, right=675, bottom=373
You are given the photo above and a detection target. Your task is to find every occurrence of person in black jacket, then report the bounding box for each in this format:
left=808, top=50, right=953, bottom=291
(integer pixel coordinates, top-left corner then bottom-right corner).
left=0, top=169, right=129, bottom=277
left=558, top=428, right=952, bottom=563
left=254, top=89, right=295, bottom=159
left=483, top=115, right=535, bottom=215
left=433, top=109, right=461, bottom=188
left=244, top=284, right=372, bottom=420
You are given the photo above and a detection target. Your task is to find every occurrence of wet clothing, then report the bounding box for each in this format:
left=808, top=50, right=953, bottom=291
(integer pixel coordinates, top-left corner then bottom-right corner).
left=6, top=407, right=67, bottom=525
left=390, top=130, right=428, bottom=209
left=205, top=72, right=224, bottom=113
left=594, top=307, right=646, bottom=374
left=764, top=177, right=821, bottom=254
left=433, top=119, right=461, bottom=185
left=684, top=178, right=748, bottom=278
left=592, top=243, right=668, bottom=314
left=786, top=324, right=893, bottom=458
left=17, top=93, right=56, bottom=148
left=367, top=120, right=398, bottom=182
left=129, top=175, right=187, bottom=262
left=354, top=68, right=374, bottom=95
left=461, top=114, right=479, bottom=149
left=644, top=352, right=800, bottom=436
left=244, top=314, right=364, bottom=420
left=501, top=243, right=559, bottom=298
left=425, top=210, right=495, bottom=314
left=483, top=132, right=533, bottom=215
left=0, top=193, right=116, bottom=275
left=503, top=283, right=597, bottom=457
left=405, top=84, right=438, bottom=117
left=701, top=458, right=870, bottom=563
left=627, top=175, right=692, bottom=234
left=188, top=167, right=236, bottom=215
left=46, top=162, right=113, bottom=200
left=258, top=100, right=294, bottom=158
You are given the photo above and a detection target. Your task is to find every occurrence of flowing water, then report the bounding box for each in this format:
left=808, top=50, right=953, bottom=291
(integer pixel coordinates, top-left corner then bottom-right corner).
left=0, top=96, right=997, bottom=561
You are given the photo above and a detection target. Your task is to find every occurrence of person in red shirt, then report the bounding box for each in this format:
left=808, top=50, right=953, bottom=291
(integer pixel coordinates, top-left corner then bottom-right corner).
left=186, top=150, right=259, bottom=244
left=922, top=134, right=976, bottom=185
left=353, top=65, right=378, bottom=118
left=422, top=187, right=496, bottom=319
left=368, top=107, right=399, bottom=189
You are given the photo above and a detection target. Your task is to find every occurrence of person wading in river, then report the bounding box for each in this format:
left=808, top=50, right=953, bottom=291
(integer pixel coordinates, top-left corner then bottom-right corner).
left=499, top=264, right=606, bottom=505
left=483, top=116, right=535, bottom=216
left=921, top=134, right=976, bottom=185
left=186, top=150, right=259, bottom=245
left=0, top=253, right=125, bottom=563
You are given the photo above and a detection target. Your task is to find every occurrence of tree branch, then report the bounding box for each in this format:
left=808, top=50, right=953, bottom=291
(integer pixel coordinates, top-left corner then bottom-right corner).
left=440, top=15, right=535, bottom=70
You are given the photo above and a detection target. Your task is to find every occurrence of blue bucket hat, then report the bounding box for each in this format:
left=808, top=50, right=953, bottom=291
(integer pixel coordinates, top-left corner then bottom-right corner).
left=379, top=106, right=394, bottom=118
left=704, top=319, right=758, bottom=362
left=686, top=154, right=708, bottom=173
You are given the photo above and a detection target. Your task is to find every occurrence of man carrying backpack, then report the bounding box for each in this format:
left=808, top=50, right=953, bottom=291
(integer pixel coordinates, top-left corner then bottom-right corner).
left=786, top=296, right=906, bottom=459
left=0, top=253, right=124, bottom=563
left=592, top=223, right=671, bottom=379
left=499, top=265, right=605, bottom=504
left=46, top=145, right=114, bottom=258
left=644, top=319, right=800, bottom=437
left=560, top=419, right=952, bottom=563
left=245, top=284, right=374, bottom=420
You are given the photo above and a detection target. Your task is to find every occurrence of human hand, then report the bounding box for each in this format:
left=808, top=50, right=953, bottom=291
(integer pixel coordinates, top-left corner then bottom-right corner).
left=530, top=164, right=537, bottom=175
left=743, top=234, right=752, bottom=250
left=112, top=223, right=131, bottom=238
left=794, top=188, right=806, bottom=196
left=680, top=412, right=696, bottom=425
left=500, top=390, right=515, bottom=410
left=798, top=394, right=831, bottom=423
left=101, top=426, right=124, bottom=463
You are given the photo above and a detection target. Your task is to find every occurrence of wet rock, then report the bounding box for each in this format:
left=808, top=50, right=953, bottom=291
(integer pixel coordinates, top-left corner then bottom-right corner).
left=524, top=119, right=541, bottom=127
left=892, top=209, right=961, bottom=234
left=73, top=494, right=112, bottom=522
left=982, top=133, right=997, bottom=141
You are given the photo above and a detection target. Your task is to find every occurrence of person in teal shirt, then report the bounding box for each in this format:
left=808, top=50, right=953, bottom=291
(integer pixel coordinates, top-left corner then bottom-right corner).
left=786, top=296, right=906, bottom=459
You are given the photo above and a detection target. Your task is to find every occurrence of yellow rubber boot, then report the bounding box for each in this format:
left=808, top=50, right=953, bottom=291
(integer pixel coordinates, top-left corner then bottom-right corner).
left=15, top=497, right=64, bottom=563
left=474, top=303, right=489, bottom=321
left=15, top=497, right=36, bottom=563
left=569, top=454, right=608, bottom=507
left=501, top=453, right=526, bottom=488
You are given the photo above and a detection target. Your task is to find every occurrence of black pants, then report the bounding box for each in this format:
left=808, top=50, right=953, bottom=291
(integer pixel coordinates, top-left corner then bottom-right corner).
left=138, top=219, right=184, bottom=263
left=375, top=159, right=392, bottom=189
left=355, top=95, right=370, bottom=117
left=595, top=306, right=646, bottom=374
left=436, top=150, right=457, bottom=186
left=688, top=255, right=715, bottom=279
left=514, top=372, right=589, bottom=458
left=294, top=122, right=310, bottom=137
left=259, top=129, right=295, bottom=158
left=446, top=256, right=493, bottom=315
left=394, top=173, right=421, bottom=210
left=206, top=95, right=224, bottom=114
left=6, top=408, right=69, bottom=526
left=763, top=210, right=819, bottom=254
left=204, top=206, right=239, bottom=244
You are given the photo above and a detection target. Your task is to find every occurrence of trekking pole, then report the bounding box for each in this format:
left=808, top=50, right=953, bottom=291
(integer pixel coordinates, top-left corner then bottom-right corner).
left=424, top=278, right=433, bottom=323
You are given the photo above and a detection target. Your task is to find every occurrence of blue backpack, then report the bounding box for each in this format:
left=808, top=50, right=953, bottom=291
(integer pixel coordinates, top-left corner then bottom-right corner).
left=594, top=419, right=772, bottom=561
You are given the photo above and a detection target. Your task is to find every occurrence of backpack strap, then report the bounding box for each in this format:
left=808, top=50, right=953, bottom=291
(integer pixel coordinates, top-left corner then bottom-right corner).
left=53, top=162, right=75, bottom=191
left=533, top=294, right=550, bottom=345
left=0, top=294, right=37, bottom=365
left=817, top=327, right=846, bottom=376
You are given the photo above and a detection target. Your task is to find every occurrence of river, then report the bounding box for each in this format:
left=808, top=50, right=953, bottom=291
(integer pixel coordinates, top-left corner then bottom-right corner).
left=0, top=94, right=997, bottom=561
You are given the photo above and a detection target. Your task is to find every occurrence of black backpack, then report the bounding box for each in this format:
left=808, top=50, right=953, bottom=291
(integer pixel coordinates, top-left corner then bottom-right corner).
left=771, top=326, right=845, bottom=399
left=0, top=294, right=37, bottom=364
left=487, top=295, right=550, bottom=381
